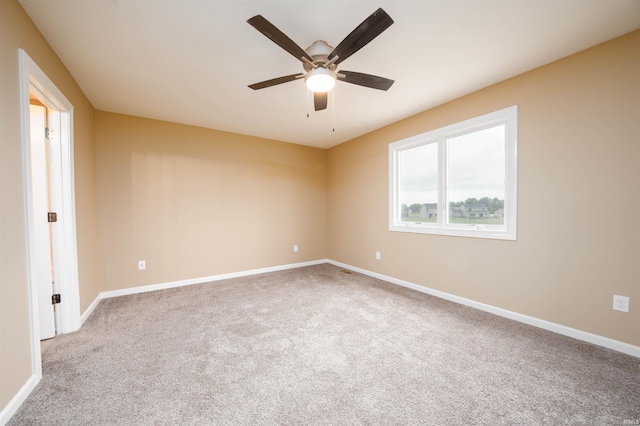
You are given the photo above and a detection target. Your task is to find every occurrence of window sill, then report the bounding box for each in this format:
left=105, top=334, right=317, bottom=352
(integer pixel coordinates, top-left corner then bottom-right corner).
left=390, top=223, right=516, bottom=241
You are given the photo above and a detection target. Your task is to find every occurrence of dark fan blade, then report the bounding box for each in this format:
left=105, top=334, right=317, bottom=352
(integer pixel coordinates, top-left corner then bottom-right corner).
left=328, top=8, right=393, bottom=65
left=338, top=70, right=394, bottom=91
left=314, top=92, right=327, bottom=111
left=248, top=73, right=303, bottom=90
left=247, top=15, right=314, bottom=63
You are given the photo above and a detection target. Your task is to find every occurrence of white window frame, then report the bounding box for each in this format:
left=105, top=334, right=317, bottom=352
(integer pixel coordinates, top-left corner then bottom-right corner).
left=389, top=106, right=518, bottom=240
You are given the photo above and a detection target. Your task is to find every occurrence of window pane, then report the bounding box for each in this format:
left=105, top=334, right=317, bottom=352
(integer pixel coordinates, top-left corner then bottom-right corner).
left=398, top=143, right=438, bottom=223
left=447, top=125, right=505, bottom=226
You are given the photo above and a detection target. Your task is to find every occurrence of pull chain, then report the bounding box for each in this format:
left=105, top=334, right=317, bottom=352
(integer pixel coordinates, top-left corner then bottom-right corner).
left=331, top=86, right=336, bottom=132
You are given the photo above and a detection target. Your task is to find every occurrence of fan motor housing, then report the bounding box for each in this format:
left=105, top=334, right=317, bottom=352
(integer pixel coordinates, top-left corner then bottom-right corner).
left=304, top=40, right=336, bottom=71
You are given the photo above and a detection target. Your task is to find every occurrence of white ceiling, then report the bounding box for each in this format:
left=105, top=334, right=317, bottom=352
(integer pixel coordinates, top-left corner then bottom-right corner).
left=18, top=0, right=640, bottom=149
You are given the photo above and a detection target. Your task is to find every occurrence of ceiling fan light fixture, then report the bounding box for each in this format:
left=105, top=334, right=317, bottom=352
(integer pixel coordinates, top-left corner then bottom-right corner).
left=247, top=9, right=394, bottom=110
left=305, top=67, right=336, bottom=92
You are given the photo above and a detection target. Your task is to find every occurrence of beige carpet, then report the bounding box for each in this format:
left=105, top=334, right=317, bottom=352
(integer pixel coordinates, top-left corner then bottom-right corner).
left=9, top=264, right=640, bottom=425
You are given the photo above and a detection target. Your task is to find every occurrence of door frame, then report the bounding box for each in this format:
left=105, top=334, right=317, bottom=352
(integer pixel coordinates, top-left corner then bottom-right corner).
left=19, top=49, right=80, bottom=379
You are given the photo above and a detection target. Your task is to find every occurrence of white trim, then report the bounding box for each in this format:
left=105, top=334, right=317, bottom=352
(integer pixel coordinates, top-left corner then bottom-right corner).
left=19, top=50, right=81, bottom=335
left=94, top=259, right=329, bottom=301
left=389, top=106, right=518, bottom=241
left=19, top=50, right=44, bottom=382
left=80, top=257, right=639, bottom=358
left=18, top=50, right=81, bottom=392
left=0, top=374, right=38, bottom=425
left=80, top=292, right=103, bottom=325
left=327, top=260, right=640, bottom=358
left=51, top=108, right=81, bottom=333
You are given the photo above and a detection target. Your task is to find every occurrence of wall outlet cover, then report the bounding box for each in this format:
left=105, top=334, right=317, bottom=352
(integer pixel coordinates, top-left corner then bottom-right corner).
left=613, top=295, right=629, bottom=313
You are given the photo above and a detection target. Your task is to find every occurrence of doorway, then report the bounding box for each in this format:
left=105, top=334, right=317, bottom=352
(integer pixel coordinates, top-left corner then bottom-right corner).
left=19, top=49, right=81, bottom=379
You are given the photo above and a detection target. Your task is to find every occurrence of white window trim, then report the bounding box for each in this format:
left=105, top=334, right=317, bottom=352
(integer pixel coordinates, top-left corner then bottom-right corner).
left=389, top=105, right=518, bottom=241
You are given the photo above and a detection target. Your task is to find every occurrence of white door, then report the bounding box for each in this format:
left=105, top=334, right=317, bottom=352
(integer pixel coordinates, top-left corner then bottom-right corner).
left=29, top=104, right=56, bottom=340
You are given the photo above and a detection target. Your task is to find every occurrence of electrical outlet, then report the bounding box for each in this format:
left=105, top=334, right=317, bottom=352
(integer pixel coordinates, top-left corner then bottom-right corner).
left=138, top=260, right=146, bottom=270
left=293, top=245, right=298, bottom=252
left=613, top=295, right=629, bottom=313
left=376, top=251, right=381, bottom=260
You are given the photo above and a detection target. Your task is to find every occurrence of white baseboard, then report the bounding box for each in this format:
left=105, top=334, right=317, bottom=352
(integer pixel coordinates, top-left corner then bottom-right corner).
left=327, top=260, right=640, bottom=358
left=82, top=258, right=639, bottom=357
left=82, top=258, right=639, bottom=358
left=0, top=374, right=38, bottom=426
left=84, top=259, right=329, bottom=310
left=80, top=290, right=103, bottom=325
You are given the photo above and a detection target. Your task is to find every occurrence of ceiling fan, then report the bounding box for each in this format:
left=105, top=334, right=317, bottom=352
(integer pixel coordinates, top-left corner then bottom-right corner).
left=247, top=8, right=395, bottom=112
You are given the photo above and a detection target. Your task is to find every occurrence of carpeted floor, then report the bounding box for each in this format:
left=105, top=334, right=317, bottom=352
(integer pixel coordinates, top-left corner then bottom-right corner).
left=9, top=264, right=640, bottom=425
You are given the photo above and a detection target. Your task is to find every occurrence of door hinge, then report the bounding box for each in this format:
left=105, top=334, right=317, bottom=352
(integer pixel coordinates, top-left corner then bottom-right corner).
left=52, top=294, right=61, bottom=304
left=45, top=127, right=55, bottom=140
left=48, top=212, right=57, bottom=223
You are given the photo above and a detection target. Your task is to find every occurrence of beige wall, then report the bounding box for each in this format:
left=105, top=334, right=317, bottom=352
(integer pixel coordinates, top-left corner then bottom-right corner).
left=328, top=30, right=640, bottom=346
left=2, top=0, right=638, bottom=418
left=95, top=112, right=327, bottom=290
left=0, top=0, right=100, bottom=413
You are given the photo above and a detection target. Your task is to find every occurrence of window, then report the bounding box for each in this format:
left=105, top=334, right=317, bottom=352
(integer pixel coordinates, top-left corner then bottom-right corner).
left=389, top=106, right=517, bottom=240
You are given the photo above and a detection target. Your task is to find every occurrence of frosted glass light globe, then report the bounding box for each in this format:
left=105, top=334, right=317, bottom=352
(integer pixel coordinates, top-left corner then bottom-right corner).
left=305, top=68, right=336, bottom=92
